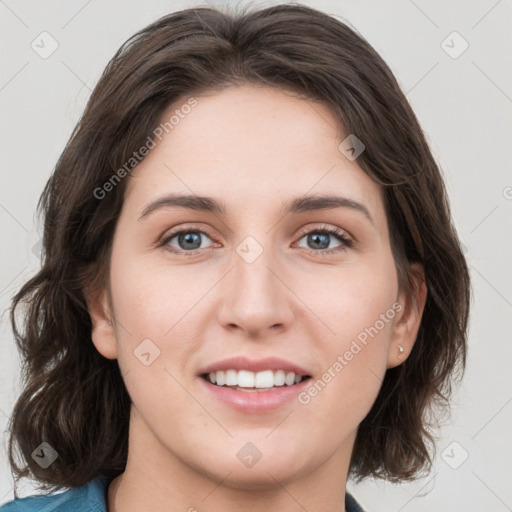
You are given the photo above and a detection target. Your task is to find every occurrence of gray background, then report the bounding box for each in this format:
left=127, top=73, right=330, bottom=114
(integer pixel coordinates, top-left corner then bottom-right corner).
left=1, top=0, right=511, bottom=510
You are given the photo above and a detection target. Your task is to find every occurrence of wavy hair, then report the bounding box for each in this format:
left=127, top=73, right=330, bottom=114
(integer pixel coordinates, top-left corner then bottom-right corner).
left=5, top=3, right=470, bottom=494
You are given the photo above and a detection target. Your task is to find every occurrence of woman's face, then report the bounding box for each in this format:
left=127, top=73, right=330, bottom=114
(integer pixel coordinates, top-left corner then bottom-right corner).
left=89, top=84, right=423, bottom=489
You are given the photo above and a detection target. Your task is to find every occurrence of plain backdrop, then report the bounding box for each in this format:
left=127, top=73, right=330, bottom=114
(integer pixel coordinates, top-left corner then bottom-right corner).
left=1, top=1, right=511, bottom=511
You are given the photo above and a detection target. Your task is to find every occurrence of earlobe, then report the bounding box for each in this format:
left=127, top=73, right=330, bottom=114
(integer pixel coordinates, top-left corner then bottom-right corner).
left=387, top=263, right=427, bottom=369
left=83, top=284, right=118, bottom=360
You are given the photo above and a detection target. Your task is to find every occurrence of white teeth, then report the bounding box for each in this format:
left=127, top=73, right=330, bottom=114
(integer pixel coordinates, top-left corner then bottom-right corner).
left=284, top=372, right=295, bottom=386
left=225, top=369, right=238, bottom=386
left=274, top=370, right=285, bottom=386
left=237, top=370, right=255, bottom=387
left=205, top=369, right=307, bottom=388
left=255, top=370, right=274, bottom=388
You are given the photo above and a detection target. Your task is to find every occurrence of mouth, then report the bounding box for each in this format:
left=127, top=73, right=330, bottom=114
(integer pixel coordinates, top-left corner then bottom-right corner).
left=197, top=356, right=313, bottom=412
left=200, top=369, right=312, bottom=392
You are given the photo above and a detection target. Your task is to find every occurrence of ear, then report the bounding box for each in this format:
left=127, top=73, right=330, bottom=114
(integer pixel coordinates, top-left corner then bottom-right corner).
left=387, top=263, right=427, bottom=369
left=83, top=282, right=118, bottom=360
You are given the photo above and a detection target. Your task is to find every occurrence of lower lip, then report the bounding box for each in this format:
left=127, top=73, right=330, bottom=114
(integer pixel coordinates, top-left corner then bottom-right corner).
left=198, top=376, right=311, bottom=413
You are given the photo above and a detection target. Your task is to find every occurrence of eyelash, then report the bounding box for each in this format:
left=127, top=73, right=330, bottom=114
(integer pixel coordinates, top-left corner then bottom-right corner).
left=158, top=225, right=353, bottom=257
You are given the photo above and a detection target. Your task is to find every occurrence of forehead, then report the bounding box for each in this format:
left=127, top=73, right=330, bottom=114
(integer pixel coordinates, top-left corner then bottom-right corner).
left=123, top=85, right=386, bottom=228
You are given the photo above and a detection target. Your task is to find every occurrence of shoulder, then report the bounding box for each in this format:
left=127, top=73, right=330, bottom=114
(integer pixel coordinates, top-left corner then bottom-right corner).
left=0, top=475, right=109, bottom=512
left=346, top=491, right=366, bottom=512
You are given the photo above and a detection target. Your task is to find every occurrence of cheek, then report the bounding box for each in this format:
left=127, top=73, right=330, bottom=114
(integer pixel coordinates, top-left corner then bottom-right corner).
left=296, top=252, right=398, bottom=344
left=109, top=248, right=204, bottom=336
left=296, top=316, right=394, bottom=444
left=295, top=259, right=398, bottom=416
left=106, top=250, right=191, bottom=374
left=107, top=259, right=205, bottom=430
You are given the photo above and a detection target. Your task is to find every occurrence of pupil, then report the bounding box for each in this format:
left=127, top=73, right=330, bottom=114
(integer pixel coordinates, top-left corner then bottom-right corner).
left=180, top=232, right=201, bottom=250
left=309, top=233, right=329, bottom=250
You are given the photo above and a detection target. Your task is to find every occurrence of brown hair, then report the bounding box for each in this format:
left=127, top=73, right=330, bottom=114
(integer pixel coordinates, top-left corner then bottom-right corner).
left=5, top=2, right=470, bottom=494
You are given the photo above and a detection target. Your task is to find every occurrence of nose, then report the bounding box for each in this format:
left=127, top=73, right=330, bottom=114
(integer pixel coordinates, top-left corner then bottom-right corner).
left=216, top=242, right=295, bottom=338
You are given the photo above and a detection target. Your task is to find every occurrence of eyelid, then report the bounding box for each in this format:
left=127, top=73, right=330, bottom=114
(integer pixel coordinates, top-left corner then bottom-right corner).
left=158, top=224, right=216, bottom=249
left=158, top=223, right=354, bottom=256
left=293, top=224, right=354, bottom=256
left=295, top=224, right=353, bottom=243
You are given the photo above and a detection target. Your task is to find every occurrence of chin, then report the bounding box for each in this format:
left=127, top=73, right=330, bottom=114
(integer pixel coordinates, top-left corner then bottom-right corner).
left=191, top=440, right=315, bottom=491
left=215, top=462, right=309, bottom=491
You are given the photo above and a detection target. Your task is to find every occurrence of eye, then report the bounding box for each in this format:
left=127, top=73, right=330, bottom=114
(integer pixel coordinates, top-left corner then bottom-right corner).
left=158, top=224, right=353, bottom=257
left=160, top=227, right=216, bottom=255
left=295, top=226, right=353, bottom=256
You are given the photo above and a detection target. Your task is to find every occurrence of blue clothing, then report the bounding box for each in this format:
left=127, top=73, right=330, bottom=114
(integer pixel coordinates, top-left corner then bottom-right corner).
left=0, top=475, right=364, bottom=511
left=0, top=475, right=109, bottom=512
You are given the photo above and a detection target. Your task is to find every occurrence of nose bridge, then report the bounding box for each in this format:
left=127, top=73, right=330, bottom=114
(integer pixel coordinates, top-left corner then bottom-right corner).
left=217, top=234, right=293, bottom=336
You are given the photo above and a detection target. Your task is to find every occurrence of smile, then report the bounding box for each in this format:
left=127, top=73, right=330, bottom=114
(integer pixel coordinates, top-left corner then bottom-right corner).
left=202, top=369, right=310, bottom=391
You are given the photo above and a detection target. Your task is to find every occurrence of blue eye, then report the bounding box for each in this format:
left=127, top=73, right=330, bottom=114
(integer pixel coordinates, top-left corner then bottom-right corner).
left=159, top=225, right=352, bottom=257
left=295, top=226, right=353, bottom=256
left=161, top=229, right=214, bottom=254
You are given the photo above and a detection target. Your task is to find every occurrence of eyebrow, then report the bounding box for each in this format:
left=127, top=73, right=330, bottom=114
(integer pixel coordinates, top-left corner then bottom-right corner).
left=138, top=193, right=373, bottom=224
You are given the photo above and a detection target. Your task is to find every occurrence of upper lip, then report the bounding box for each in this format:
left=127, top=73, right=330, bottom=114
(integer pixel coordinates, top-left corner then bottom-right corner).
left=198, top=356, right=311, bottom=376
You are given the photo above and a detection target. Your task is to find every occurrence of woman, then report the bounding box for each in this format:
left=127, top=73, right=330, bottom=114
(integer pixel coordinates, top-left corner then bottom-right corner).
left=1, top=4, right=470, bottom=511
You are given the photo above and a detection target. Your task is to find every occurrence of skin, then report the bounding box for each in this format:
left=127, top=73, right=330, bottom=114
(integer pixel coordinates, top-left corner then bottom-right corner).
left=86, top=84, right=427, bottom=512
